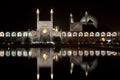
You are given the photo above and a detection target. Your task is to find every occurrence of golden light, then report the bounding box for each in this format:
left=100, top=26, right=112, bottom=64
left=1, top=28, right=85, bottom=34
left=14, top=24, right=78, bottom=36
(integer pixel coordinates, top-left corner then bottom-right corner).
left=53, top=55, right=58, bottom=61
left=43, top=53, right=48, bottom=60
left=36, top=9, right=40, bottom=14
left=43, top=28, right=47, bottom=34
left=37, top=73, right=40, bottom=80
left=50, top=9, right=53, bottom=14
left=51, top=73, right=54, bottom=80
left=71, top=63, right=74, bottom=68
left=101, top=38, right=105, bottom=42
left=68, top=50, right=72, bottom=56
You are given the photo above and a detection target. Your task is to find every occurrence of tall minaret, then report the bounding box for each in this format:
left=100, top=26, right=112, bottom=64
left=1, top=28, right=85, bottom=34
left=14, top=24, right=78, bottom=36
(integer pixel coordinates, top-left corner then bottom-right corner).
left=36, top=9, right=40, bottom=21
left=50, top=9, right=53, bottom=22
left=70, top=13, right=74, bottom=23
left=85, top=11, right=88, bottom=23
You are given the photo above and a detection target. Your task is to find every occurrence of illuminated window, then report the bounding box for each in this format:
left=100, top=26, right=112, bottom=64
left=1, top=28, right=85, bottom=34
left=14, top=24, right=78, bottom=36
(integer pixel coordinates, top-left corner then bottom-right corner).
left=90, top=32, right=94, bottom=37
left=0, top=32, right=4, bottom=37
left=23, top=32, right=28, bottom=37
left=107, top=32, right=111, bottom=37
left=95, top=32, right=100, bottom=37
left=11, top=32, right=16, bottom=37
left=73, top=50, right=77, bottom=56
left=11, top=51, right=16, bottom=57
left=79, top=32, right=83, bottom=37
left=6, top=32, right=10, bottom=37
left=23, top=51, right=28, bottom=57
left=17, top=32, right=22, bottom=37
left=73, top=32, right=77, bottom=37
left=90, top=50, right=94, bottom=56
left=62, top=32, right=66, bottom=37
left=6, top=51, right=10, bottom=57
left=0, top=50, right=4, bottom=57
left=101, top=32, right=105, bottom=37
left=112, top=32, right=117, bottom=37
left=67, top=32, right=72, bottom=37
left=84, top=32, right=89, bottom=37
left=79, top=50, right=83, bottom=56
left=17, top=50, right=22, bottom=57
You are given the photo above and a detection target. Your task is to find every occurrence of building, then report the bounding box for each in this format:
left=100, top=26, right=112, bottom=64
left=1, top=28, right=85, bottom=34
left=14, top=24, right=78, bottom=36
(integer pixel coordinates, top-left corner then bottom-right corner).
left=0, top=9, right=120, bottom=46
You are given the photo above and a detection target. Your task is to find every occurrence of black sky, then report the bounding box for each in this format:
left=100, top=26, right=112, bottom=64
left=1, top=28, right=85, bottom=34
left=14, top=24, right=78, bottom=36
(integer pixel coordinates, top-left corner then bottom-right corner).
left=0, top=0, right=120, bottom=31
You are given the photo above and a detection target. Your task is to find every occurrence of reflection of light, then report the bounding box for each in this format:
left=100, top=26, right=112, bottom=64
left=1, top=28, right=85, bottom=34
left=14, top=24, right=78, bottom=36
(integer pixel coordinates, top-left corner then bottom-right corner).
left=101, top=50, right=106, bottom=56
left=79, top=50, right=83, bottom=56
left=17, top=51, right=22, bottom=57
left=6, top=51, right=10, bottom=57
left=23, top=51, right=28, bottom=57
left=101, top=38, right=105, bottom=41
left=43, top=28, right=47, bottom=34
left=73, top=51, right=77, bottom=56
left=53, top=55, right=58, bottom=61
left=95, top=50, right=100, bottom=56
left=0, top=51, right=4, bottom=57
left=29, top=51, right=32, bottom=56
left=11, top=51, right=16, bottom=57
left=90, top=50, right=94, bottom=56
left=70, top=69, right=73, bottom=74
left=84, top=50, right=89, bottom=56
left=85, top=71, right=88, bottom=76
left=37, top=73, right=40, bottom=80
left=68, top=50, right=72, bottom=56
left=71, top=63, right=74, bottom=68
left=36, top=9, right=39, bottom=14
left=43, top=53, right=47, bottom=60
left=51, top=73, right=54, bottom=80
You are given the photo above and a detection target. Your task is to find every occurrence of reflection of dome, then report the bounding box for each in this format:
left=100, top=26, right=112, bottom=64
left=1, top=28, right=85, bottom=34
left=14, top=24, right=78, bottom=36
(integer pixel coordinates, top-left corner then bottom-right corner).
left=80, top=12, right=98, bottom=28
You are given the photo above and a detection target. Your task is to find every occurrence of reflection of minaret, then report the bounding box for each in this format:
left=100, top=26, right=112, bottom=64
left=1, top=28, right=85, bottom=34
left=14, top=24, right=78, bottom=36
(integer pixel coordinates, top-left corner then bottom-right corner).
left=70, top=13, right=74, bottom=23
left=36, top=48, right=54, bottom=80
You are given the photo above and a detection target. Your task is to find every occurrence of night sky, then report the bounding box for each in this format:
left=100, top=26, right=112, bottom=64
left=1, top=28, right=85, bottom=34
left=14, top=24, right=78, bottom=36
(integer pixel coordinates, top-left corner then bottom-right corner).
left=0, top=0, right=120, bottom=31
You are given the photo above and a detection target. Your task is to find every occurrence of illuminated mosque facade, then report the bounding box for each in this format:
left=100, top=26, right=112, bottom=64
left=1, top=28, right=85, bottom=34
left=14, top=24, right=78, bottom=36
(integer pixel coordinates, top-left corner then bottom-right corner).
left=0, top=9, right=119, bottom=45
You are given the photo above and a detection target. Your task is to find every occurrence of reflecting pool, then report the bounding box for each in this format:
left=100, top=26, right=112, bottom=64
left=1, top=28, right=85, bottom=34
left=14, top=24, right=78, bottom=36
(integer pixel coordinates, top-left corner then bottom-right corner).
left=0, top=47, right=120, bottom=80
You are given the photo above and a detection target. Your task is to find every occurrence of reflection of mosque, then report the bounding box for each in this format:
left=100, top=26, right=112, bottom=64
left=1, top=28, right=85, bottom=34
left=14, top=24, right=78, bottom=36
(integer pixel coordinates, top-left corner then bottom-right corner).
left=0, top=9, right=120, bottom=45
left=0, top=48, right=119, bottom=79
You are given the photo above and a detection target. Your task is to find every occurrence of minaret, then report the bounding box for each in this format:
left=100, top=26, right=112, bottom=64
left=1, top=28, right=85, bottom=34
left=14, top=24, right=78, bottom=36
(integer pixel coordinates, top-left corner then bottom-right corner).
left=85, top=11, right=88, bottom=23
left=70, top=13, right=74, bottom=23
left=36, top=9, right=40, bottom=21
left=50, top=9, right=53, bottom=22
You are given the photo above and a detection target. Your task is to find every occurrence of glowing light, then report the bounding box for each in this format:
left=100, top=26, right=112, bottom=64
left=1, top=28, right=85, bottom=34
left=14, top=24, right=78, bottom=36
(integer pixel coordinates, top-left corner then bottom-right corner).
left=84, top=50, right=89, bottom=56
left=43, top=28, right=47, bottom=34
left=53, top=55, right=58, bottom=61
left=43, top=53, right=47, bottom=60
left=95, top=50, right=100, bottom=56
left=37, top=73, right=40, bottom=80
left=36, top=9, right=40, bottom=14
left=51, top=73, right=54, bottom=80
left=50, top=9, right=53, bottom=14
left=0, top=51, right=4, bottom=57
left=17, top=51, right=22, bottom=57
left=6, top=51, right=10, bottom=57
left=79, top=50, right=83, bottom=56
left=101, top=38, right=105, bottom=42
left=90, top=50, right=94, bottom=56
left=23, top=51, right=28, bottom=57
left=11, top=51, right=16, bottom=57
left=68, top=50, right=72, bottom=56
left=70, top=69, right=73, bottom=74
left=101, top=50, right=106, bottom=56
left=71, top=63, right=74, bottom=68
left=73, top=51, right=77, bottom=56
left=85, top=71, right=88, bottom=76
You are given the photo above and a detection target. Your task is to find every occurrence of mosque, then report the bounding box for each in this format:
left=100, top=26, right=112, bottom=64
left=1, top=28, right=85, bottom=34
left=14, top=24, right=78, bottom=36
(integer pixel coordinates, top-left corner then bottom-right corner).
left=0, top=9, right=119, bottom=45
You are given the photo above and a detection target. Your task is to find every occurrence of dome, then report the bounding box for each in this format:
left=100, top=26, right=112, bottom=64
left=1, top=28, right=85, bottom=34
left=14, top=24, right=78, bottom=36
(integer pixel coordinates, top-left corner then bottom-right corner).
left=80, top=12, right=98, bottom=28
